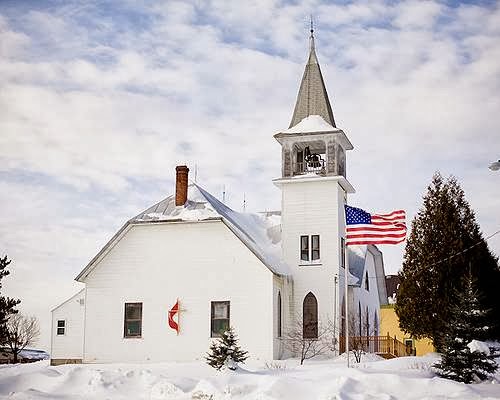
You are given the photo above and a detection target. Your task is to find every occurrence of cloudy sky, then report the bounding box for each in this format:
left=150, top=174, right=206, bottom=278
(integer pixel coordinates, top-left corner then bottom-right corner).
left=1, top=0, right=499, bottom=350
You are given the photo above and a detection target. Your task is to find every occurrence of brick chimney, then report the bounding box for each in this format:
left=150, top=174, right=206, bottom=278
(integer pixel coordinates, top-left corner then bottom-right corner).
left=175, top=165, right=189, bottom=206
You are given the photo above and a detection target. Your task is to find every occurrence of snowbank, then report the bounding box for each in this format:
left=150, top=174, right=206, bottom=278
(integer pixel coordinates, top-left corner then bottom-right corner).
left=1, top=355, right=499, bottom=399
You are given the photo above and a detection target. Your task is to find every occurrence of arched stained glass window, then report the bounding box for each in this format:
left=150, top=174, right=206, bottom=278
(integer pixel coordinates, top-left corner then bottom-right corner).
left=303, top=292, right=318, bottom=339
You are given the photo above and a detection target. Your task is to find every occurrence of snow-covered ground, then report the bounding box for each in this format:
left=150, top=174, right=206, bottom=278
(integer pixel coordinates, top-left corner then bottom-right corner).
left=1, top=354, right=499, bottom=400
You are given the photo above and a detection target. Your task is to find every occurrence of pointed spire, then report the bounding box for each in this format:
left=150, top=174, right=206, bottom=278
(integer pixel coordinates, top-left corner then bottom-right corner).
left=289, top=22, right=336, bottom=128
left=310, top=15, right=315, bottom=49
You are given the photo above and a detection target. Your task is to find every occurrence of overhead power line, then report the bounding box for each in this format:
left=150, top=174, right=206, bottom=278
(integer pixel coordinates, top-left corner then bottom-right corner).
left=425, top=229, right=500, bottom=269
left=342, top=228, right=500, bottom=280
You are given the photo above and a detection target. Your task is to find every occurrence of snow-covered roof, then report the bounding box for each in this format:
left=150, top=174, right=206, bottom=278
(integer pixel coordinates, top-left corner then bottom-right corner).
left=134, top=184, right=288, bottom=276
left=76, top=184, right=288, bottom=281
left=133, top=184, right=220, bottom=222
left=348, top=246, right=367, bottom=287
left=283, top=115, right=339, bottom=134
left=75, top=183, right=384, bottom=284
left=347, top=245, right=388, bottom=305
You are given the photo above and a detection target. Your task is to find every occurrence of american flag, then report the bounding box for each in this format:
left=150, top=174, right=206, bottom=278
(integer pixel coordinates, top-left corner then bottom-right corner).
left=344, top=205, right=407, bottom=246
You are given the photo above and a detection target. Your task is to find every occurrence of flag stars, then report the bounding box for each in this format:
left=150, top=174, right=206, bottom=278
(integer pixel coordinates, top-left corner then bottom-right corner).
left=345, top=206, right=371, bottom=225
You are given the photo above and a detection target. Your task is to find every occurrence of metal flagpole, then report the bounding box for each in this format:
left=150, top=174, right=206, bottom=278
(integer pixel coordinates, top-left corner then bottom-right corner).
left=345, top=236, right=350, bottom=368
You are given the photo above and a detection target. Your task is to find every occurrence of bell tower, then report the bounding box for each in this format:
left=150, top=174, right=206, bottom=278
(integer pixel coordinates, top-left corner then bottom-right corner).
left=274, top=27, right=354, bottom=345
left=276, top=27, right=353, bottom=180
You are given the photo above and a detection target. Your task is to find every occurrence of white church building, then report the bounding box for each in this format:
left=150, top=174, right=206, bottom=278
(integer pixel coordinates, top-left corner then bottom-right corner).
left=50, top=33, right=388, bottom=365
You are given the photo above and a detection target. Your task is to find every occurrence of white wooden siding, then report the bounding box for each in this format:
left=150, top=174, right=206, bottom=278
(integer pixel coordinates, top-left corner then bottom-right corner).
left=82, top=220, right=274, bottom=363
left=51, top=289, right=85, bottom=360
left=279, top=178, right=345, bottom=334
left=351, top=250, right=381, bottom=335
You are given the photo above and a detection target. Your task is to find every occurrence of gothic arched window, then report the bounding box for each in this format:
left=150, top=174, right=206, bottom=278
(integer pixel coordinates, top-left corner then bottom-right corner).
left=303, top=292, right=318, bottom=339
left=340, top=295, right=346, bottom=337
left=358, top=302, right=362, bottom=336
left=277, top=291, right=282, bottom=338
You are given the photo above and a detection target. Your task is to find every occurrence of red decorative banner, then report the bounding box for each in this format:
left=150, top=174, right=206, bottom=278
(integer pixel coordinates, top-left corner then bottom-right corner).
left=168, top=300, right=179, bottom=334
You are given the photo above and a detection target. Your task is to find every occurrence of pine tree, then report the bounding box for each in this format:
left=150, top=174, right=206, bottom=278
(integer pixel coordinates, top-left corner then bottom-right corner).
left=395, top=173, right=500, bottom=350
left=0, top=255, right=20, bottom=346
left=205, top=327, right=248, bottom=371
left=434, top=275, right=498, bottom=383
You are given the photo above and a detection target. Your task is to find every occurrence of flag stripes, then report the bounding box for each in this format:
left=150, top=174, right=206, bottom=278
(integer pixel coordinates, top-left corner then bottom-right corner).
left=345, top=205, right=407, bottom=246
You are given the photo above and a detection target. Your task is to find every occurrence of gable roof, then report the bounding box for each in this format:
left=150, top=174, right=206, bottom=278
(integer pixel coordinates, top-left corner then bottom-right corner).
left=51, top=288, right=85, bottom=312
left=75, top=184, right=288, bottom=282
left=289, top=34, right=336, bottom=128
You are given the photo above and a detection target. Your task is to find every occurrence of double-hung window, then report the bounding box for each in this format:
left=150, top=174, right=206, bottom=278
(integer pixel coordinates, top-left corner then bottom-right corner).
left=124, top=303, right=142, bottom=338
left=57, top=320, right=65, bottom=335
left=300, top=235, right=320, bottom=262
left=211, top=301, right=230, bottom=338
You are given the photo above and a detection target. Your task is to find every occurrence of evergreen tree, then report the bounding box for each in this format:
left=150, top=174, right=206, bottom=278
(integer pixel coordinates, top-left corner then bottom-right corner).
left=205, top=327, right=248, bottom=371
left=395, top=173, right=500, bottom=350
left=434, top=275, right=498, bottom=383
left=0, top=255, right=20, bottom=345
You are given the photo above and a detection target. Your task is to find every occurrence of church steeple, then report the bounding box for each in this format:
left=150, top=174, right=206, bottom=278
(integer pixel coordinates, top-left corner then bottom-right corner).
left=289, top=24, right=336, bottom=128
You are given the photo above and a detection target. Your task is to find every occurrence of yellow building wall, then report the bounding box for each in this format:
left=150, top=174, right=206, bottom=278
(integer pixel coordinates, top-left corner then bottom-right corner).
left=380, top=304, right=435, bottom=356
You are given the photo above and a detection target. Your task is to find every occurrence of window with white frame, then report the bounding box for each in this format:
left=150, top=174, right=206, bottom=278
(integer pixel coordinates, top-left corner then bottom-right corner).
left=124, top=302, right=142, bottom=338
left=300, top=235, right=320, bottom=262
left=211, top=301, right=230, bottom=338
left=57, top=320, right=65, bottom=335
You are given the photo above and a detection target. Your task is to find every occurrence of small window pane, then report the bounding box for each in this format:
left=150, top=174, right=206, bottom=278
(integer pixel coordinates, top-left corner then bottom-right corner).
left=126, top=321, right=141, bottom=336
left=212, top=319, right=229, bottom=336
left=312, top=235, right=320, bottom=260
left=126, top=304, right=142, bottom=320
left=300, top=236, right=309, bottom=261
left=57, top=327, right=65, bottom=335
left=213, top=303, right=229, bottom=319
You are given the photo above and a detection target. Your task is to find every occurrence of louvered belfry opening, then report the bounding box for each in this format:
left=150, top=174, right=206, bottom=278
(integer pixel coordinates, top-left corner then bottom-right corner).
left=303, top=292, right=318, bottom=339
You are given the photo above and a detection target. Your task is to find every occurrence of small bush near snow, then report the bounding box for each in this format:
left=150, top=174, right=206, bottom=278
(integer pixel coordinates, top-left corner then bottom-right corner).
left=205, top=327, right=248, bottom=371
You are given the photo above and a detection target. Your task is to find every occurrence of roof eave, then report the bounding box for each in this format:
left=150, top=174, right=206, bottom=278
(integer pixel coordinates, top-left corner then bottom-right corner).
left=274, top=129, right=354, bottom=151
left=51, top=288, right=85, bottom=312
left=273, top=175, right=355, bottom=194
